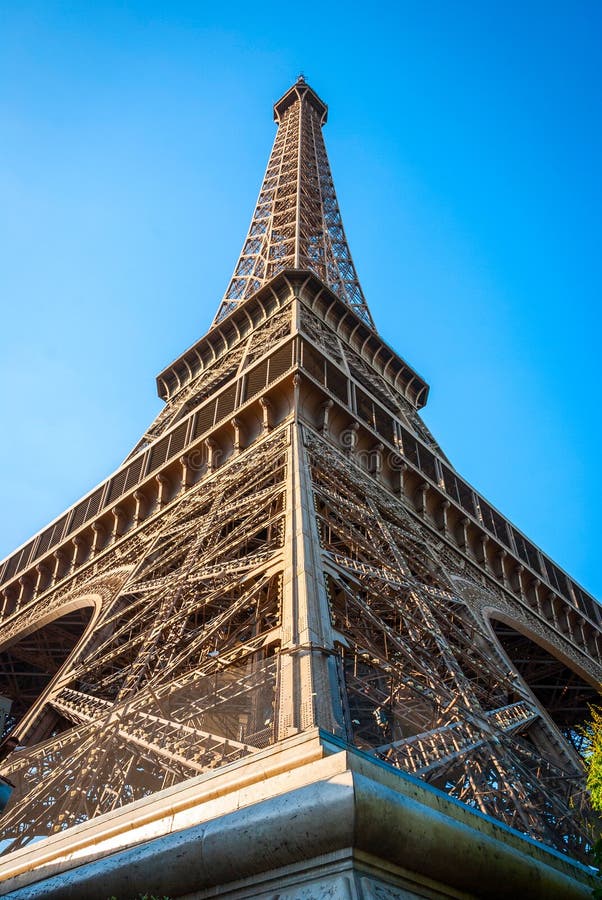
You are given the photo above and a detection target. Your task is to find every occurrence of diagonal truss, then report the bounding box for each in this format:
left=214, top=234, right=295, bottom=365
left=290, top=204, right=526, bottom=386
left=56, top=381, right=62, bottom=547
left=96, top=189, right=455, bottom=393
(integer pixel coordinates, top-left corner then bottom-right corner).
left=303, top=427, right=595, bottom=859
left=0, top=432, right=288, bottom=852
left=213, top=77, right=374, bottom=328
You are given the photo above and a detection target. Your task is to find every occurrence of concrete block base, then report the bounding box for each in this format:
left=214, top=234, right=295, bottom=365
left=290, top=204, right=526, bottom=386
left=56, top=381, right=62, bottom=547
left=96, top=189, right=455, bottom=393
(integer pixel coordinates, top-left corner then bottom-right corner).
left=0, top=731, right=596, bottom=900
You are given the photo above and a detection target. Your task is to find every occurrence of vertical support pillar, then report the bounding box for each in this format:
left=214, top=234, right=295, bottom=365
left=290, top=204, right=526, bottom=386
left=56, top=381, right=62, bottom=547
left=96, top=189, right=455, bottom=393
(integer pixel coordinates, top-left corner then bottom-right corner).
left=319, top=399, right=334, bottom=437
left=369, top=443, right=384, bottom=481
left=71, top=536, right=86, bottom=573
left=34, top=563, right=49, bottom=598
left=133, top=490, right=146, bottom=525
left=497, top=549, right=509, bottom=588
left=259, top=396, right=273, bottom=433
left=395, top=459, right=408, bottom=498
left=17, top=576, right=31, bottom=607
left=91, top=522, right=105, bottom=555
left=475, top=532, right=488, bottom=566
left=52, top=549, right=66, bottom=586
left=179, top=457, right=192, bottom=494
left=458, top=517, right=471, bottom=556
left=156, top=474, right=170, bottom=508
left=415, top=481, right=430, bottom=517
left=205, top=438, right=219, bottom=474
left=343, top=421, right=359, bottom=458
left=230, top=418, right=243, bottom=456
left=440, top=499, right=451, bottom=537
left=0, top=586, right=17, bottom=619
left=278, top=422, right=345, bottom=740
left=112, top=506, right=126, bottom=541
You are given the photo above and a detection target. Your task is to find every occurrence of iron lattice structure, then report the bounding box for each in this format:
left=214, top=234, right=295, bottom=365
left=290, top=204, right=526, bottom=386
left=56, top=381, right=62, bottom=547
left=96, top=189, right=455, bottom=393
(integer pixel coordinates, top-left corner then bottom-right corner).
left=214, top=77, right=373, bottom=328
left=0, top=80, right=600, bottom=865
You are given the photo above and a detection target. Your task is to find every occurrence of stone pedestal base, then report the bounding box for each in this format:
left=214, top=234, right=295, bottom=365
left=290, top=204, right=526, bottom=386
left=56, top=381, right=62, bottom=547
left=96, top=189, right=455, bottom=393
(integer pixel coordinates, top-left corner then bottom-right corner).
left=0, top=731, right=595, bottom=899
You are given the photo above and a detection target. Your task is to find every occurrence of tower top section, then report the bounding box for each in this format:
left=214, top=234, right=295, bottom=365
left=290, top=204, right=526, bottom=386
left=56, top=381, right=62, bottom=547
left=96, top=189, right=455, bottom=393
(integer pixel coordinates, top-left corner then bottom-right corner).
left=273, top=75, right=328, bottom=124
left=213, top=78, right=374, bottom=328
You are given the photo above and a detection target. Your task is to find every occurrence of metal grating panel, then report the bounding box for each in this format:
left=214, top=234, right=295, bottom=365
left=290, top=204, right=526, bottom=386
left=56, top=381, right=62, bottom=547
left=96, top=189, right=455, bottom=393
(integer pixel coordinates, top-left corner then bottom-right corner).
left=268, top=342, right=294, bottom=381
left=355, top=387, right=374, bottom=428
left=244, top=359, right=269, bottom=400
left=325, top=361, right=348, bottom=405
left=192, top=399, right=218, bottom=439
left=301, top=341, right=326, bottom=384
left=215, top=384, right=238, bottom=422
left=107, top=469, right=129, bottom=504
left=167, top=421, right=189, bottom=460
left=148, top=434, right=171, bottom=474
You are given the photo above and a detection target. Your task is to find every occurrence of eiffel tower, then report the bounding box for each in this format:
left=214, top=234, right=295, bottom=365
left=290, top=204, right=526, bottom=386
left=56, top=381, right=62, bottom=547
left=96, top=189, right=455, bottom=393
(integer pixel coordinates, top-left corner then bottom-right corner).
left=0, top=78, right=599, bottom=899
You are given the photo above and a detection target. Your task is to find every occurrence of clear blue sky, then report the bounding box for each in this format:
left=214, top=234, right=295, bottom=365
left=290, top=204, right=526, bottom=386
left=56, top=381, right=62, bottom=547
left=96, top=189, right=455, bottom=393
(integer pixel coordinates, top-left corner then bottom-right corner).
left=1, top=2, right=600, bottom=598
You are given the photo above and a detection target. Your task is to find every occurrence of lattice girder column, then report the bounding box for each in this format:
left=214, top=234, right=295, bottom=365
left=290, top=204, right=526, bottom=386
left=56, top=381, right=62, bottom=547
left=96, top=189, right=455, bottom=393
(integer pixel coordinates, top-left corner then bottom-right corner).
left=277, top=415, right=345, bottom=739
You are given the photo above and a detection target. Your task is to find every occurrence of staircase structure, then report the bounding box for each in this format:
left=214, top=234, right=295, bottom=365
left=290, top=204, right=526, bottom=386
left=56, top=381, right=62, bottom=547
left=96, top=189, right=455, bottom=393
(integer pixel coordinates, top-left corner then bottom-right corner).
left=0, top=78, right=599, bottom=899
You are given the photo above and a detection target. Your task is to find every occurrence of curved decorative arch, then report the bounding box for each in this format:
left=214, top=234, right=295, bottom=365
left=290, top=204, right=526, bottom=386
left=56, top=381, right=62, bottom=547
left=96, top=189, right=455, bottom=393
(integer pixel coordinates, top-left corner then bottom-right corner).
left=484, top=606, right=598, bottom=689
left=0, top=565, right=135, bottom=750
left=484, top=606, right=599, bottom=755
left=0, top=593, right=101, bottom=657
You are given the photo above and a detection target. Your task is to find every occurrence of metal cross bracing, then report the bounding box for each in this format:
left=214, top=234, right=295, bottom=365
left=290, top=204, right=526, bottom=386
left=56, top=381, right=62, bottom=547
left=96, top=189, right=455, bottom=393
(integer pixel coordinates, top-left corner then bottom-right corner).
left=0, top=430, right=289, bottom=852
left=213, top=77, right=374, bottom=328
left=302, top=426, right=597, bottom=860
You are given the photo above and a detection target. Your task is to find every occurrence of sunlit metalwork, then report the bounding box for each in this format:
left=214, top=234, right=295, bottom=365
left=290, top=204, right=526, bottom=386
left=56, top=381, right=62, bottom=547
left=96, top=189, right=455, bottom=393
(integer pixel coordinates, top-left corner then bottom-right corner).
left=0, top=79, right=599, bottom=867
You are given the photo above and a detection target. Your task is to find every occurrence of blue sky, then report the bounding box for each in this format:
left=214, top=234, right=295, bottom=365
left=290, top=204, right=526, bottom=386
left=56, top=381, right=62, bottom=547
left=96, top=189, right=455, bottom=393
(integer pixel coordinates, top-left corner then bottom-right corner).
left=1, top=2, right=600, bottom=598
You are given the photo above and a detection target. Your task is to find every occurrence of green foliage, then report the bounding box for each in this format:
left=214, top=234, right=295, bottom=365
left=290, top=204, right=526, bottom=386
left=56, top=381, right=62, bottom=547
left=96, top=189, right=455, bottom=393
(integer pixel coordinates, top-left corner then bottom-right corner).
left=587, top=706, right=602, bottom=816
left=585, top=705, right=602, bottom=898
